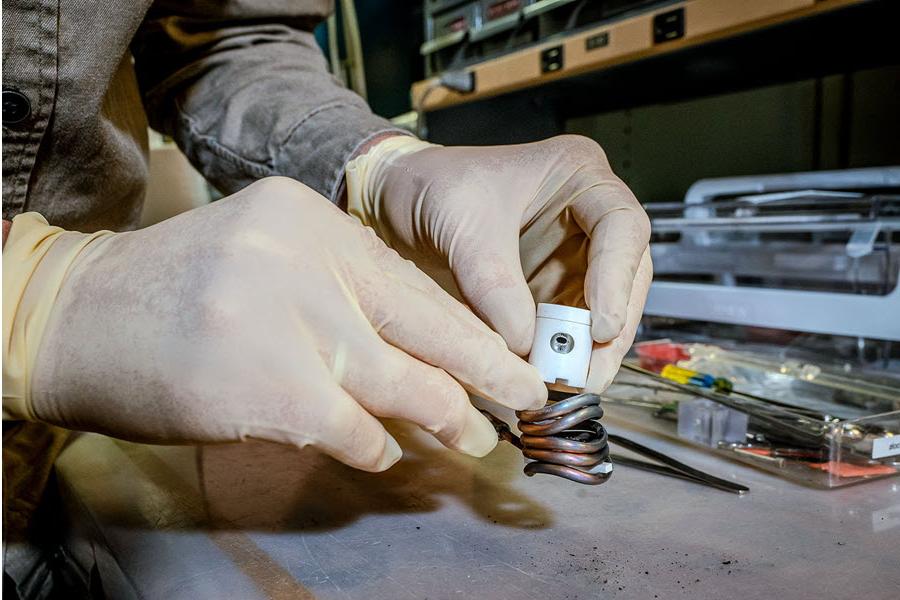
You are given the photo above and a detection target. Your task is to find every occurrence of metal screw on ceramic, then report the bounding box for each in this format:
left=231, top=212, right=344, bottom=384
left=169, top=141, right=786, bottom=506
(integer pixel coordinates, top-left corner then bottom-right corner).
left=550, top=332, right=574, bottom=354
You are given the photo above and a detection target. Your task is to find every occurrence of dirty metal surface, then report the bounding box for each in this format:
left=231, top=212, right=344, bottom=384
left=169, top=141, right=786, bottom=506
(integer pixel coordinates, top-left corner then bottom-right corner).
left=55, top=406, right=900, bottom=599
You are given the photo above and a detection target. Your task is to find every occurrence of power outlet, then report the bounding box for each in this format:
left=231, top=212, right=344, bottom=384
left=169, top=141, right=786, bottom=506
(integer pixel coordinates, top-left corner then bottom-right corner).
left=653, top=8, right=685, bottom=44
left=541, top=45, right=564, bottom=74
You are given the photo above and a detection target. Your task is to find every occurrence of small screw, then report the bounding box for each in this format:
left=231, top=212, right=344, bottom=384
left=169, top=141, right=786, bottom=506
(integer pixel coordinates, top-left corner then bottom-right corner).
left=550, top=332, right=574, bottom=354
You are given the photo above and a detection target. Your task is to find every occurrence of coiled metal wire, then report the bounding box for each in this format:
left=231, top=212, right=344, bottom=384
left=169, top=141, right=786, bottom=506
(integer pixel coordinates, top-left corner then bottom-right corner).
left=516, top=393, right=611, bottom=485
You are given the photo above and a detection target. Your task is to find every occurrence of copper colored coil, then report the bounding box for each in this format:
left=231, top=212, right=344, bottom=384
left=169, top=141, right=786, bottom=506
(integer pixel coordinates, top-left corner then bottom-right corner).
left=520, top=424, right=609, bottom=466
left=523, top=462, right=612, bottom=485
left=515, top=393, right=611, bottom=485
left=520, top=425, right=607, bottom=453
left=517, top=394, right=604, bottom=424
left=518, top=406, right=604, bottom=436
left=521, top=447, right=606, bottom=468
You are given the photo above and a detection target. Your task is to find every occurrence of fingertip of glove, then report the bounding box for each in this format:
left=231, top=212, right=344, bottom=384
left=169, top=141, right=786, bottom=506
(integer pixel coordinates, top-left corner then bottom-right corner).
left=585, top=365, right=615, bottom=394
left=487, top=309, right=535, bottom=357
left=591, top=313, right=625, bottom=343
left=374, top=435, right=403, bottom=472
left=454, top=410, right=499, bottom=458
left=518, top=367, right=549, bottom=411
left=506, top=322, right=536, bottom=357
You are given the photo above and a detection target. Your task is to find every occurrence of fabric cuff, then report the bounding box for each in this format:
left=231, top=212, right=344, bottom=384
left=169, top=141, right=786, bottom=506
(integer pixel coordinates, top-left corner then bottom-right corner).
left=274, top=103, right=410, bottom=204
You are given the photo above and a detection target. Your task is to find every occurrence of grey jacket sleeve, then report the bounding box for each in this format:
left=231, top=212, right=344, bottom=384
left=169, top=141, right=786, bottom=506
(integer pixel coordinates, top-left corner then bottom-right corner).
left=132, top=1, right=407, bottom=202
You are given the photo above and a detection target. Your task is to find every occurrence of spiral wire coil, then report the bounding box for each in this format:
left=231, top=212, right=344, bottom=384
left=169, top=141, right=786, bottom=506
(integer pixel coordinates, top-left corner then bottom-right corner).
left=515, top=393, right=611, bottom=485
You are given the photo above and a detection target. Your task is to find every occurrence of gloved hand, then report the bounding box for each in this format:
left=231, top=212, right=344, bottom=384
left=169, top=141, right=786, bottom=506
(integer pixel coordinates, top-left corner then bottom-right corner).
left=345, top=135, right=652, bottom=391
left=2, top=178, right=546, bottom=471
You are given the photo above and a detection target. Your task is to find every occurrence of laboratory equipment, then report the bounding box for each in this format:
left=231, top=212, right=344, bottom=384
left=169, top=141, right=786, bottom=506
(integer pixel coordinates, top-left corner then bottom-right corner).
left=612, top=166, right=900, bottom=487
left=607, top=356, right=900, bottom=488
left=645, top=167, right=900, bottom=341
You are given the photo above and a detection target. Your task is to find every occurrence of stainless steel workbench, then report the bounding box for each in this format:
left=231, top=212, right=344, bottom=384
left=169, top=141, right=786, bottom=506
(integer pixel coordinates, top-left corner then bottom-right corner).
left=55, top=405, right=900, bottom=599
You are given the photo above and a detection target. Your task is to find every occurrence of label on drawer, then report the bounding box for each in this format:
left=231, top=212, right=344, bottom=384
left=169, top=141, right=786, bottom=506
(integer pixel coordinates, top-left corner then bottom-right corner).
left=872, top=436, right=900, bottom=459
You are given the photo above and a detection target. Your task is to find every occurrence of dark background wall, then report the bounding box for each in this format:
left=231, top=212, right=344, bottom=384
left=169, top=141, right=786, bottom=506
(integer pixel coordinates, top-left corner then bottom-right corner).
left=318, top=1, right=425, bottom=119
left=565, top=66, right=900, bottom=203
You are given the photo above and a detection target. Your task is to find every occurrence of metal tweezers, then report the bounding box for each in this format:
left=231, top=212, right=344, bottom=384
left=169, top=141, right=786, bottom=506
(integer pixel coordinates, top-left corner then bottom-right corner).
left=606, top=433, right=749, bottom=494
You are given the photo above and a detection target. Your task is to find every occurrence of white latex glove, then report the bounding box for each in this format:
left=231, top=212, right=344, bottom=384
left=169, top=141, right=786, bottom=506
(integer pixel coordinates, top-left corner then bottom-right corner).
left=3, top=178, right=546, bottom=472
left=346, top=135, right=652, bottom=391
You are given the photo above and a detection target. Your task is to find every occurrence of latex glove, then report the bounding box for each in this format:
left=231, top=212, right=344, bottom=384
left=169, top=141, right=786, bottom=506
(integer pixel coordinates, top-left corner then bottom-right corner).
left=2, top=178, right=546, bottom=471
left=346, top=135, right=652, bottom=391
